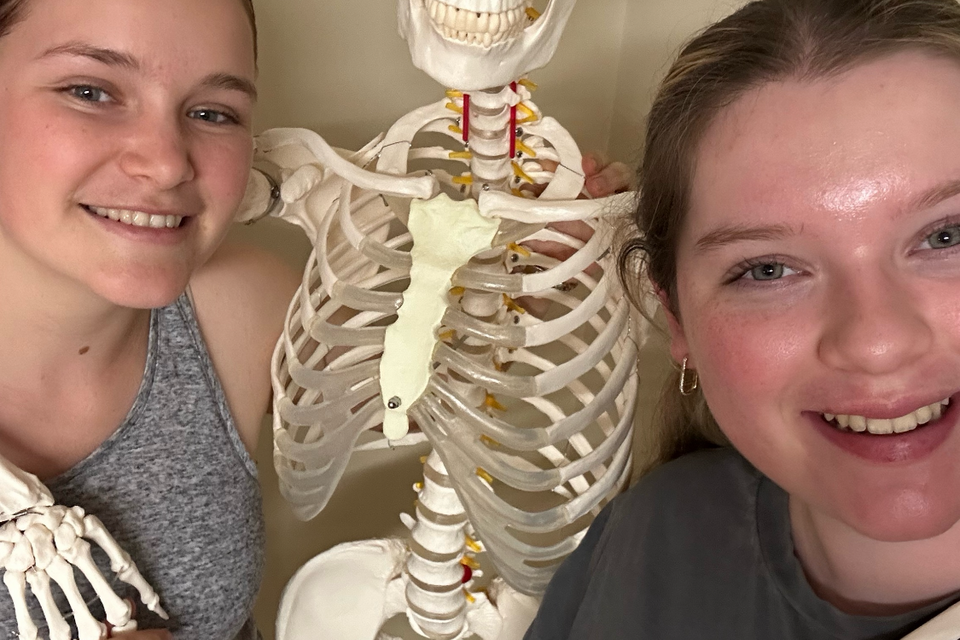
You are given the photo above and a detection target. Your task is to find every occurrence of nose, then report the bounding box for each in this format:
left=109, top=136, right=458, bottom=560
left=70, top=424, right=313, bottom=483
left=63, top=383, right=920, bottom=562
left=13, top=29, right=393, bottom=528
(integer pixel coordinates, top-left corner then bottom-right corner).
left=117, top=113, right=195, bottom=189
left=818, top=270, right=932, bottom=375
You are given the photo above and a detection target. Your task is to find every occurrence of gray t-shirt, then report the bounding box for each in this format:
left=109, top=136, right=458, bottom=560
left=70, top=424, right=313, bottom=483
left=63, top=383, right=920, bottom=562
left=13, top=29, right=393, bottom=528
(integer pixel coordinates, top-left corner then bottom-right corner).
left=525, top=448, right=959, bottom=640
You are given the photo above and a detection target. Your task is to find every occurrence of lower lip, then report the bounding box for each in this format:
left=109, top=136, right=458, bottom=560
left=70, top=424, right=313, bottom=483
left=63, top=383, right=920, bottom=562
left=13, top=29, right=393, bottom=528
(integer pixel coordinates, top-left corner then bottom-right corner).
left=85, top=207, right=188, bottom=245
left=811, top=399, right=957, bottom=464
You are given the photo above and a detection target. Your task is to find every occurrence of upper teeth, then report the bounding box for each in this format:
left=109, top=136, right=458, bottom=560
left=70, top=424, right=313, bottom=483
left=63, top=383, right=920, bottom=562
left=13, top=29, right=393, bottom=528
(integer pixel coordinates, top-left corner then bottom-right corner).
left=425, top=0, right=532, bottom=47
left=823, top=398, right=950, bottom=435
left=89, top=206, right=183, bottom=229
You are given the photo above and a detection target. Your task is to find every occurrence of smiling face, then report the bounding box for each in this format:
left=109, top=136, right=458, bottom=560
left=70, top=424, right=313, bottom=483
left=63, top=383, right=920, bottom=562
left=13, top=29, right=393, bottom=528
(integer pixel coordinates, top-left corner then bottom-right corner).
left=0, top=0, right=257, bottom=309
left=667, top=51, right=960, bottom=542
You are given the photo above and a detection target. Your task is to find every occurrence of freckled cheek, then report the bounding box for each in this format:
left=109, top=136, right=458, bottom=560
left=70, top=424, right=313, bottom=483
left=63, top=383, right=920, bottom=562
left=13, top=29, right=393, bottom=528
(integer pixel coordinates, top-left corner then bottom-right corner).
left=690, top=309, right=810, bottom=415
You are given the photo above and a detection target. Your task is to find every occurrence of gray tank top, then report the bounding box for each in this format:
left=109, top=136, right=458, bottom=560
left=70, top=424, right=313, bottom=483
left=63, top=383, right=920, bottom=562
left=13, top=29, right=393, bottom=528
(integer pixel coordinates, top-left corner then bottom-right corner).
left=0, top=295, right=264, bottom=640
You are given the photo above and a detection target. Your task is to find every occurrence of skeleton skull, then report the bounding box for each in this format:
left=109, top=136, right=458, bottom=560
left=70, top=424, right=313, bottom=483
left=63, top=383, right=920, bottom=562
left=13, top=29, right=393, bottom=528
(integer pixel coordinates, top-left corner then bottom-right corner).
left=398, top=0, right=578, bottom=90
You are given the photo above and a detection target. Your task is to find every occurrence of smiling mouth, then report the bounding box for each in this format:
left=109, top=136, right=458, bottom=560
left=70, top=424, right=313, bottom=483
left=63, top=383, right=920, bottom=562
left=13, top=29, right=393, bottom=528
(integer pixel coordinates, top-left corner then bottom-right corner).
left=821, top=397, right=951, bottom=435
left=84, top=205, right=184, bottom=229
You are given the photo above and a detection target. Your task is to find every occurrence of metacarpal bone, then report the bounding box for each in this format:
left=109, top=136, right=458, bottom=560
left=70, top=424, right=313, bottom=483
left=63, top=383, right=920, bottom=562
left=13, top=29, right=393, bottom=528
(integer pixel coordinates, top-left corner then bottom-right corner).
left=24, top=568, right=72, bottom=640
left=45, top=554, right=107, bottom=640
left=3, top=570, right=38, bottom=640
left=60, top=537, right=134, bottom=629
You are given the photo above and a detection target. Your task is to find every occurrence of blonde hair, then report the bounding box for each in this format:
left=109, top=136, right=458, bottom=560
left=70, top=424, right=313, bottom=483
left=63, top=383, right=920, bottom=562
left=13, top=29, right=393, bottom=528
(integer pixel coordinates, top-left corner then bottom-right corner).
left=618, top=0, right=960, bottom=475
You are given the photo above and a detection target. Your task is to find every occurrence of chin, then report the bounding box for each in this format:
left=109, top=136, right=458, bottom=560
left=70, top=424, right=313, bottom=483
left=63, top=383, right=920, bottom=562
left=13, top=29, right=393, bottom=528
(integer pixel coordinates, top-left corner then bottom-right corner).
left=92, top=269, right=191, bottom=310
left=841, top=490, right=960, bottom=543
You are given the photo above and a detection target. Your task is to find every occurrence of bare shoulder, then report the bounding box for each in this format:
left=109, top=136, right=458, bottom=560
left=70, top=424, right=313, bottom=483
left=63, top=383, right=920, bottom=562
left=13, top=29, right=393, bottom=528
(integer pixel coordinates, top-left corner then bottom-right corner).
left=189, top=234, right=301, bottom=454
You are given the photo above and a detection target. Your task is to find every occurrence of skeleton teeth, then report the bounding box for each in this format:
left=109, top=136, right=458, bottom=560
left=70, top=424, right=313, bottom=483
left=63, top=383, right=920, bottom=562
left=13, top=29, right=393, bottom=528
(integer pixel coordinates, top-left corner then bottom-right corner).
left=88, top=206, right=183, bottom=229
left=426, top=0, right=532, bottom=47
left=822, top=398, right=951, bottom=435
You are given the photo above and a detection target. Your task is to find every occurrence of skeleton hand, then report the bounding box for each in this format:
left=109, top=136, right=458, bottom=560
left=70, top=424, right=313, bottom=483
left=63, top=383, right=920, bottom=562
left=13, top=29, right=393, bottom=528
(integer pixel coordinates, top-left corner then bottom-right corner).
left=0, top=455, right=166, bottom=640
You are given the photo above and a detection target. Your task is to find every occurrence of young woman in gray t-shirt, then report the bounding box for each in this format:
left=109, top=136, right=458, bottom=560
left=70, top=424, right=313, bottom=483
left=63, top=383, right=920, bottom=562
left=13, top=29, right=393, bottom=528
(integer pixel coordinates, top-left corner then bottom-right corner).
left=528, top=1, right=960, bottom=638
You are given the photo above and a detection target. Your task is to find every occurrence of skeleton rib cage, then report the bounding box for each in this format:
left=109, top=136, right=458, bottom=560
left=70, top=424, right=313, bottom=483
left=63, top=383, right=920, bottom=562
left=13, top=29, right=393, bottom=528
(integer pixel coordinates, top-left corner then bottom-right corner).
left=267, top=87, right=640, bottom=600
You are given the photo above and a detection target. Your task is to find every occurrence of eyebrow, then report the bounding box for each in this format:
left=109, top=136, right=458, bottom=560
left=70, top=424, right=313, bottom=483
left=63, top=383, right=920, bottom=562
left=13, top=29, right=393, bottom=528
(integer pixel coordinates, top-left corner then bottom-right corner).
left=694, top=222, right=799, bottom=251
left=39, top=42, right=139, bottom=69
left=910, top=178, right=960, bottom=213
left=38, top=42, right=257, bottom=100
left=200, top=72, right=258, bottom=101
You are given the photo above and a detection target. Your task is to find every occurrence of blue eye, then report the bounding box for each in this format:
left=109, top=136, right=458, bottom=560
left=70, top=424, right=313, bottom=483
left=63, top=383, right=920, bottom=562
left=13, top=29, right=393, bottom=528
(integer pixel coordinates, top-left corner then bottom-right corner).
left=67, top=85, right=110, bottom=103
left=924, top=225, right=960, bottom=250
left=746, top=262, right=785, bottom=281
left=189, top=108, right=237, bottom=125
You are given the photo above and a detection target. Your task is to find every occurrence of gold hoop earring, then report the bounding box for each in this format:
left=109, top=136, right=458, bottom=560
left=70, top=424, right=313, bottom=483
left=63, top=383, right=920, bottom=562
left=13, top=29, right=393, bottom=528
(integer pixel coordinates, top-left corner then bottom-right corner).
left=679, top=357, right=699, bottom=396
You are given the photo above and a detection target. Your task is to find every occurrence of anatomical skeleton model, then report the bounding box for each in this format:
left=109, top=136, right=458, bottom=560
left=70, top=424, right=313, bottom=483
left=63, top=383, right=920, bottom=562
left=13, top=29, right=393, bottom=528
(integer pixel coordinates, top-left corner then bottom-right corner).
left=242, top=1, right=960, bottom=638
left=241, top=1, right=642, bottom=638
left=0, top=455, right=166, bottom=640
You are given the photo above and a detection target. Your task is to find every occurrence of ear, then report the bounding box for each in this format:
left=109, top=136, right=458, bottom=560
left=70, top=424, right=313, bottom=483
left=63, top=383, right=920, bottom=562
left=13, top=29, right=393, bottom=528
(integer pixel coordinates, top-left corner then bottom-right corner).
left=655, top=286, right=692, bottom=367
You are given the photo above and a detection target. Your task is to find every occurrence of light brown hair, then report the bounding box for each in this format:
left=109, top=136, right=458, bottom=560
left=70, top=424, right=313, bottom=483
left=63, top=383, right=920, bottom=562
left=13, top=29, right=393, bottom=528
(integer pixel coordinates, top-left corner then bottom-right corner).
left=618, top=0, right=960, bottom=475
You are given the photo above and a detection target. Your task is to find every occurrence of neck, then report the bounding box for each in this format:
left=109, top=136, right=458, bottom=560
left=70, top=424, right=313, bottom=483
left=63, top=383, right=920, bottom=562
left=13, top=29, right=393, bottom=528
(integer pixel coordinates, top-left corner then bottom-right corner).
left=0, top=232, right=150, bottom=390
left=790, top=496, right=960, bottom=615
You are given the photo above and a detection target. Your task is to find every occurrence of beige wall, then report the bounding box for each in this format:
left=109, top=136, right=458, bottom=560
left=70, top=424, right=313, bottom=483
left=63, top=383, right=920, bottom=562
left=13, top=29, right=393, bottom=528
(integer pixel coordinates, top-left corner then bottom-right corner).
left=245, top=1, right=745, bottom=637
left=608, top=0, right=747, bottom=162
left=253, top=0, right=630, bottom=152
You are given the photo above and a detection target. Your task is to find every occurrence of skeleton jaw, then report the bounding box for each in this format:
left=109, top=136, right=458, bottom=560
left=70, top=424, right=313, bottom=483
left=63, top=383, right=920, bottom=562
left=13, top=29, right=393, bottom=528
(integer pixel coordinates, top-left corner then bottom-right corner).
left=424, top=0, right=532, bottom=47
left=399, top=0, right=578, bottom=90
